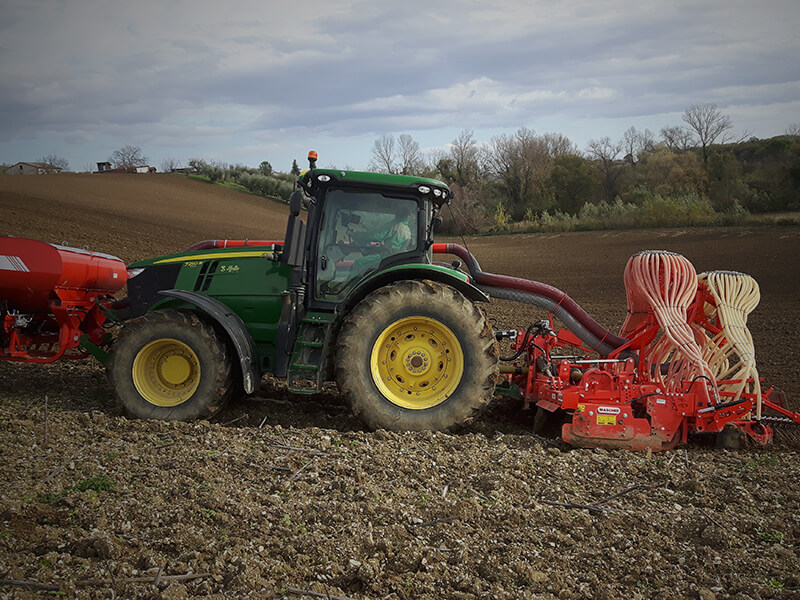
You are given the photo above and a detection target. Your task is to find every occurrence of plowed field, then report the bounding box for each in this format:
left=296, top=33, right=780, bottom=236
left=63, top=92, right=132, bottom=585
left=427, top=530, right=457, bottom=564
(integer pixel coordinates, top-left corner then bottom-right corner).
left=1, top=174, right=799, bottom=600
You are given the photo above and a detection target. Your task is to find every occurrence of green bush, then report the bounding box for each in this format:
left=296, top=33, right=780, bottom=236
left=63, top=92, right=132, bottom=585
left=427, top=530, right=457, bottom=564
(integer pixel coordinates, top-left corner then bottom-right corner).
left=490, top=193, right=749, bottom=234
left=186, top=160, right=292, bottom=202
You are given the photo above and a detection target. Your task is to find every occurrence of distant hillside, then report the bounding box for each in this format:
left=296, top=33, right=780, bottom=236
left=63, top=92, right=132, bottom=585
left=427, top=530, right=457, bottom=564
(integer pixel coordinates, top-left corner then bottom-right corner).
left=0, top=173, right=290, bottom=262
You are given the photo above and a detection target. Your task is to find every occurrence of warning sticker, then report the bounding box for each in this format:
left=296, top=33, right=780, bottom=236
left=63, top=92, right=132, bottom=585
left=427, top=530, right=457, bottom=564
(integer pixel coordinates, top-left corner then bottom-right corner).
left=597, top=414, right=617, bottom=426
left=577, top=404, right=586, bottom=412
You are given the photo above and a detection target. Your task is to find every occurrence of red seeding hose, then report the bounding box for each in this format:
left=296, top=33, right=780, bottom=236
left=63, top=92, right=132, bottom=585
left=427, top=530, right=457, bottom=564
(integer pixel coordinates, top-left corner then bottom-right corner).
left=697, top=271, right=762, bottom=416
left=432, top=243, right=628, bottom=356
left=622, top=250, right=713, bottom=392
left=184, top=239, right=281, bottom=252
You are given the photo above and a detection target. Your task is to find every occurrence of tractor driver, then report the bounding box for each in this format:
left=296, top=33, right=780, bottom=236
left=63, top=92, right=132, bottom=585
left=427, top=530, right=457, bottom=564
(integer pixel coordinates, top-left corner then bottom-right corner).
left=318, top=199, right=416, bottom=300
left=380, top=207, right=414, bottom=253
left=347, top=201, right=415, bottom=254
left=348, top=202, right=415, bottom=273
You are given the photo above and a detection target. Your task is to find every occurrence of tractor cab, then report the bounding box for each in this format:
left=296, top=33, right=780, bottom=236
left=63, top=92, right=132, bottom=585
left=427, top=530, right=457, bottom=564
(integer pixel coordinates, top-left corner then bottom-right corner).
left=292, top=152, right=454, bottom=310
left=313, top=189, right=420, bottom=301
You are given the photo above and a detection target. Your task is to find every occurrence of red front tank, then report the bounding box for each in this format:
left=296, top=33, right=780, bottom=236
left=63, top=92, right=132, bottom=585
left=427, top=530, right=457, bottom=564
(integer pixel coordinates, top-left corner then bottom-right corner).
left=0, top=237, right=127, bottom=312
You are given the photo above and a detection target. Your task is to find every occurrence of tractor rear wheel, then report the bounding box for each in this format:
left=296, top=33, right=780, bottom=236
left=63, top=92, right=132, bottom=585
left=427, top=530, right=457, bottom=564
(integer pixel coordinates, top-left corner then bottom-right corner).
left=109, top=309, right=233, bottom=420
left=335, top=280, right=499, bottom=431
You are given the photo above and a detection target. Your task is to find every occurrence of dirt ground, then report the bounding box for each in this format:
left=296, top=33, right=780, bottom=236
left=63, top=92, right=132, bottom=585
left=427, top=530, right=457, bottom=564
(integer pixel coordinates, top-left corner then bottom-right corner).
left=1, top=175, right=799, bottom=599
left=0, top=173, right=289, bottom=263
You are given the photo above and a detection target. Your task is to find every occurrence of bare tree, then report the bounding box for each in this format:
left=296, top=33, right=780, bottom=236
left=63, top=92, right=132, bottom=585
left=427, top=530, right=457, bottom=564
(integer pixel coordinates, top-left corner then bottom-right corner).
left=369, top=134, right=398, bottom=173
left=542, top=133, right=578, bottom=158
left=622, top=127, right=639, bottom=164
left=660, top=125, right=694, bottom=152
left=483, top=127, right=554, bottom=218
left=682, top=103, right=734, bottom=164
left=641, top=129, right=656, bottom=153
left=368, top=133, right=425, bottom=175
left=621, top=127, right=655, bottom=164
left=398, top=134, right=424, bottom=175
left=785, top=123, right=800, bottom=137
left=110, top=145, right=149, bottom=169
left=448, top=129, right=481, bottom=187
left=586, top=136, right=622, bottom=166
left=585, top=137, right=623, bottom=202
left=37, top=154, right=69, bottom=171
left=160, top=157, right=181, bottom=172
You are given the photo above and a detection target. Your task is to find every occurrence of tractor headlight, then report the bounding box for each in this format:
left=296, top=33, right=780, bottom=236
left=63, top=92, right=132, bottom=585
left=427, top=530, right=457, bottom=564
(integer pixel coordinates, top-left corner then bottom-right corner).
left=126, top=267, right=145, bottom=280
left=418, top=185, right=431, bottom=194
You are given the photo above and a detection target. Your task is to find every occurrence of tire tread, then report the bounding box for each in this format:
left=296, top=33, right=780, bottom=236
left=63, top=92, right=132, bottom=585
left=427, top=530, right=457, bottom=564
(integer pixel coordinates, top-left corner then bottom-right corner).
left=335, top=280, right=499, bottom=431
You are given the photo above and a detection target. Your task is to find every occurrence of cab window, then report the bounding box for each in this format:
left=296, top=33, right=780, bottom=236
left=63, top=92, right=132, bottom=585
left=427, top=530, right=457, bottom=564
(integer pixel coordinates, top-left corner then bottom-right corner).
left=315, top=189, right=417, bottom=301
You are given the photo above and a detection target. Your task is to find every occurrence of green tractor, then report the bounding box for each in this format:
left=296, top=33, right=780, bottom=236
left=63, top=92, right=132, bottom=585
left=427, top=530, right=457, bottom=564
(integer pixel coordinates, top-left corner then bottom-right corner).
left=110, top=152, right=499, bottom=430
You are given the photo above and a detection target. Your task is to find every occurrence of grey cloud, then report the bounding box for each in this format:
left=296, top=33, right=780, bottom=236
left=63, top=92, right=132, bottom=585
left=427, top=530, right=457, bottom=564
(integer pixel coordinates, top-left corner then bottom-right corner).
left=0, top=0, right=798, bottom=167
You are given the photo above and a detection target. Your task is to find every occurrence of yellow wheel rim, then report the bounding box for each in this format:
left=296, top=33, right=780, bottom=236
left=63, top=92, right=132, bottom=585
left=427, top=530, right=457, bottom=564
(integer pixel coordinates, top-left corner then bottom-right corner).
left=132, top=338, right=201, bottom=407
left=370, top=316, right=464, bottom=410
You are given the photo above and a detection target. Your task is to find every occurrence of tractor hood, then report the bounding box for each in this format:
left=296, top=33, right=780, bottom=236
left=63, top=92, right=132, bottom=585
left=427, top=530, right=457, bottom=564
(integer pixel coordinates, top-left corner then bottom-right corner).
left=127, top=244, right=277, bottom=270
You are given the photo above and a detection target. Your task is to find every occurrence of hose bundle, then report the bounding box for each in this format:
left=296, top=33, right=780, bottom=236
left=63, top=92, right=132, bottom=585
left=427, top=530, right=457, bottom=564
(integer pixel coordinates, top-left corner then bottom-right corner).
left=620, top=254, right=652, bottom=338
left=696, top=270, right=762, bottom=415
left=621, top=250, right=713, bottom=392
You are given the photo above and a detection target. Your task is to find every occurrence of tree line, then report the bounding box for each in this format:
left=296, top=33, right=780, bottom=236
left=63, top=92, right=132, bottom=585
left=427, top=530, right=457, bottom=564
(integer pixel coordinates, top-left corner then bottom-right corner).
left=367, top=103, right=800, bottom=233
left=8, top=102, right=798, bottom=233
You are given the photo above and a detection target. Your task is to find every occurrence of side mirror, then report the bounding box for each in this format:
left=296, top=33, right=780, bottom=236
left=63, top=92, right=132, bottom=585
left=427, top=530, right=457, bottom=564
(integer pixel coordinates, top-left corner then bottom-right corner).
left=289, top=190, right=304, bottom=217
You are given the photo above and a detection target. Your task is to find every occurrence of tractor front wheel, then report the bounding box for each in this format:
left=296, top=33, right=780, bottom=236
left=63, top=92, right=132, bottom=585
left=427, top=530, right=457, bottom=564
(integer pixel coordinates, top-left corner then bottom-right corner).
left=109, top=309, right=233, bottom=420
left=335, top=280, right=499, bottom=431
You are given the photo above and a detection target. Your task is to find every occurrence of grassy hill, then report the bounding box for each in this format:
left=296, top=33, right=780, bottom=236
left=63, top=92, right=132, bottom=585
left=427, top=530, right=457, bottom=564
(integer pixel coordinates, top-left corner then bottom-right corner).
left=0, top=173, right=290, bottom=263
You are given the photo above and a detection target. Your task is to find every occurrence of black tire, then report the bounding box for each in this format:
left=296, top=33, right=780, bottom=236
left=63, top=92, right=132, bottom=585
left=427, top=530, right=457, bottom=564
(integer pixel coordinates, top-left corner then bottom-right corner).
left=108, top=309, right=233, bottom=420
left=335, top=280, right=499, bottom=431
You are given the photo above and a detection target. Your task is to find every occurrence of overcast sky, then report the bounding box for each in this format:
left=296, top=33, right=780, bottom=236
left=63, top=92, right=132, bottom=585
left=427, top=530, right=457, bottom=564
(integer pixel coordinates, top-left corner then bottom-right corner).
left=1, top=0, right=798, bottom=173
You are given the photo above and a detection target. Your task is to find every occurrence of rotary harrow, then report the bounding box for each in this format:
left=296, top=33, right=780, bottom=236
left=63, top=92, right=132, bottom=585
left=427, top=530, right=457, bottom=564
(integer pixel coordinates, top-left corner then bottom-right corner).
left=434, top=243, right=799, bottom=450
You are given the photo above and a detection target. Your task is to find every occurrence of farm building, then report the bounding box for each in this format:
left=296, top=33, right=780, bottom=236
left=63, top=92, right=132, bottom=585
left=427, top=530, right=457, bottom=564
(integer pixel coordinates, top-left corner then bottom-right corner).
left=95, top=162, right=156, bottom=174
left=7, top=162, right=62, bottom=175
